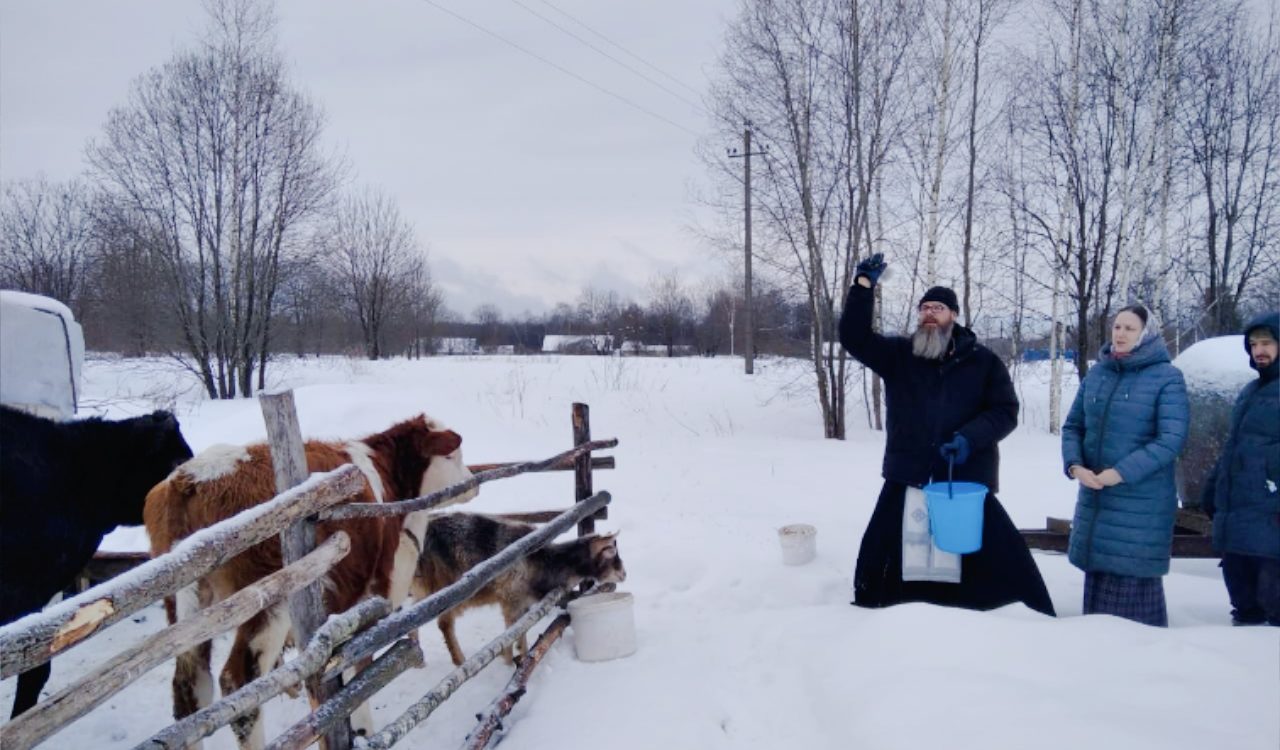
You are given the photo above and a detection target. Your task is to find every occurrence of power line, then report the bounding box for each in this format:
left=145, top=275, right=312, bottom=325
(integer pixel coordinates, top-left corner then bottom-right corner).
left=418, top=0, right=702, bottom=137
left=507, top=0, right=709, bottom=116
left=532, top=0, right=707, bottom=101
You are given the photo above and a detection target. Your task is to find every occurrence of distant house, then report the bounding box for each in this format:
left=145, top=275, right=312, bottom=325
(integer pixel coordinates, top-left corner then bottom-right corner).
left=541, top=334, right=614, bottom=354
left=619, top=340, right=693, bottom=357
left=434, top=337, right=479, bottom=355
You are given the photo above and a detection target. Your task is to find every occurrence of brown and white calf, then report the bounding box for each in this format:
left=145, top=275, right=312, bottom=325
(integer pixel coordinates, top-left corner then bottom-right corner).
left=411, top=512, right=626, bottom=666
left=143, top=414, right=476, bottom=750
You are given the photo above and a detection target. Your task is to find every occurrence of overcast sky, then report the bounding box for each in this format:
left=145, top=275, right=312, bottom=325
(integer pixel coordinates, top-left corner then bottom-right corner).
left=0, top=0, right=738, bottom=317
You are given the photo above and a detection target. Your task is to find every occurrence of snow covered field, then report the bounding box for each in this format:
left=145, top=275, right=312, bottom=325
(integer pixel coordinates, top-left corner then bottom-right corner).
left=3, top=353, right=1276, bottom=749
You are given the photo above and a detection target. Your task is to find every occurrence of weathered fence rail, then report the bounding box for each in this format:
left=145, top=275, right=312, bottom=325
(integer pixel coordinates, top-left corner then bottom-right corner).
left=461, top=582, right=617, bottom=750
left=0, top=465, right=366, bottom=680
left=323, top=490, right=612, bottom=681
left=4, top=534, right=353, bottom=750
left=321, top=438, right=617, bottom=522
left=2, top=399, right=620, bottom=750
left=136, top=597, right=393, bottom=750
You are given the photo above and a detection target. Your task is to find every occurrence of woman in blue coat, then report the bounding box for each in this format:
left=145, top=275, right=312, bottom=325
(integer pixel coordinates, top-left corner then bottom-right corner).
left=1061, top=305, right=1189, bottom=626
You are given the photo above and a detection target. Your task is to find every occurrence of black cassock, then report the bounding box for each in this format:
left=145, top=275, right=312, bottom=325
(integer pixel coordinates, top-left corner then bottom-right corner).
left=853, top=481, right=1057, bottom=617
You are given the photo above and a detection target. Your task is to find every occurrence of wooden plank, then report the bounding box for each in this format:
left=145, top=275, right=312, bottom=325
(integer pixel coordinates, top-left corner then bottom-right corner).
left=135, top=597, right=391, bottom=750
left=259, top=389, right=349, bottom=750
left=322, top=439, right=618, bottom=522
left=476, top=510, right=568, bottom=524
left=323, top=491, right=612, bottom=681
left=465, top=456, right=614, bottom=473
left=1046, top=517, right=1072, bottom=534
left=1, top=533, right=351, bottom=750
left=1170, top=535, right=1218, bottom=558
left=266, top=638, right=424, bottom=750
left=463, top=614, right=570, bottom=750
left=361, top=584, right=576, bottom=750
left=72, top=552, right=150, bottom=594
left=0, top=465, right=365, bottom=679
left=1020, top=530, right=1218, bottom=558
left=1174, top=508, right=1213, bottom=535
left=1020, top=530, right=1069, bottom=553
left=463, top=582, right=616, bottom=750
left=573, top=403, right=598, bottom=537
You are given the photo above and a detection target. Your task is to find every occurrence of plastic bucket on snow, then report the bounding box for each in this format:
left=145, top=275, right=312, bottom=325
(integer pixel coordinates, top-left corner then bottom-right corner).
left=568, top=591, right=637, bottom=662
left=923, top=481, right=987, bottom=554
left=777, top=523, right=817, bottom=566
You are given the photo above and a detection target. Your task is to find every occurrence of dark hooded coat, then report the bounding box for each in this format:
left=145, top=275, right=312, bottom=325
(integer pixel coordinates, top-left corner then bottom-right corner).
left=1201, top=311, right=1280, bottom=560
left=839, top=282, right=1054, bottom=616
left=838, top=283, right=1018, bottom=491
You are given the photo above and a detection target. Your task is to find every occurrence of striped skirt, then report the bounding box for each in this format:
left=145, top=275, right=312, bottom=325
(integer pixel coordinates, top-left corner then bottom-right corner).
left=1083, top=571, right=1167, bottom=627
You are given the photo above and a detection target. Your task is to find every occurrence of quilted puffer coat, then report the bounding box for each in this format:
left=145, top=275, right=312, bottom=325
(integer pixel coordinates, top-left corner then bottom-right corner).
left=1062, top=335, right=1190, bottom=577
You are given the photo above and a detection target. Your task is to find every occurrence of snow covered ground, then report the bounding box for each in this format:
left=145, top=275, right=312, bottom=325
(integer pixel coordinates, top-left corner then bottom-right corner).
left=3, top=353, right=1276, bottom=749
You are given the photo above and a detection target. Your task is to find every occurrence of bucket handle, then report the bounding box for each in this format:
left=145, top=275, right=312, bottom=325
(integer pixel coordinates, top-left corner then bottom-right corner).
left=947, top=454, right=954, bottom=498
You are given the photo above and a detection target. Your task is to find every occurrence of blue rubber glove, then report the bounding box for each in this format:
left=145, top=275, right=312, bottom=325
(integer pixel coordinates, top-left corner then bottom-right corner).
left=939, top=434, right=970, bottom=465
left=855, top=252, right=886, bottom=286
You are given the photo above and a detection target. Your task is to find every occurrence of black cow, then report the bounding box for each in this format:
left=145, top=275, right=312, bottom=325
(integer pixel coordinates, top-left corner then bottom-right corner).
left=0, top=405, right=193, bottom=717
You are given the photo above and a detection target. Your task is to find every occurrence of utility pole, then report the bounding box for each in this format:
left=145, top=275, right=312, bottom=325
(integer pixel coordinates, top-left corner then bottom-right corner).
left=728, top=124, right=767, bottom=375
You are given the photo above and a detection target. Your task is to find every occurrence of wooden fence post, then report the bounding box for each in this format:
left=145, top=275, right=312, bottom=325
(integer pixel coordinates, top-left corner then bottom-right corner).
left=259, top=390, right=351, bottom=750
left=571, top=403, right=604, bottom=538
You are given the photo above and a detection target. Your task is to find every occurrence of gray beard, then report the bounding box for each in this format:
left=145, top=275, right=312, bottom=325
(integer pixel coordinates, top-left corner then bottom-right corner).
left=912, top=323, right=954, bottom=359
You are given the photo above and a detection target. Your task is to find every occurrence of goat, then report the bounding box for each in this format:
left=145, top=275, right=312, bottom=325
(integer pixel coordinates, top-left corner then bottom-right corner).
left=412, top=512, right=625, bottom=665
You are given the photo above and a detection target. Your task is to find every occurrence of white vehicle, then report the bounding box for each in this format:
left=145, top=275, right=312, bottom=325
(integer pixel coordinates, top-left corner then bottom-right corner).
left=0, top=290, right=84, bottom=419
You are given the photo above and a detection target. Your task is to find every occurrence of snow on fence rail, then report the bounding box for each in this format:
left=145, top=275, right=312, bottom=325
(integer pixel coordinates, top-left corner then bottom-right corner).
left=0, top=398, right=618, bottom=750
left=0, top=465, right=367, bottom=680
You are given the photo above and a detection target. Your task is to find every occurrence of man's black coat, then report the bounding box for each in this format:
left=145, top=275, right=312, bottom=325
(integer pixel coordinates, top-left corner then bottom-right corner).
left=838, top=283, right=1018, bottom=492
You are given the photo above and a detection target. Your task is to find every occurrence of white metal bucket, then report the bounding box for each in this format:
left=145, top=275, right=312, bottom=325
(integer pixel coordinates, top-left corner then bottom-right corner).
left=778, top=524, right=817, bottom=565
left=567, top=591, right=637, bottom=662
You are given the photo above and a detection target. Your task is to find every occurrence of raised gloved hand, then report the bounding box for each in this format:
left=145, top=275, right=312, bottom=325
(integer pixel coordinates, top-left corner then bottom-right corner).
left=855, top=252, right=887, bottom=286
left=939, top=433, right=970, bottom=465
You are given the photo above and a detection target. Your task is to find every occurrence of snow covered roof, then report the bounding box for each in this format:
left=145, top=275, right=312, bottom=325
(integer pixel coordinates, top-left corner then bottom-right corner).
left=542, top=334, right=613, bottom=353
left=435, top=337, right=478, bottom=354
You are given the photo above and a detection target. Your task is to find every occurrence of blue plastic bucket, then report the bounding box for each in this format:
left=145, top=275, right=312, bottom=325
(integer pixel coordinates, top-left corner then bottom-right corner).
left=922, top=481, right=988, bottom=554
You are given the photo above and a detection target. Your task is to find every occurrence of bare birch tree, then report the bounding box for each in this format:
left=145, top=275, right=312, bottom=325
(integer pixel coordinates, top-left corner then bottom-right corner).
left=325, top=188, right=428, bottom=360
left=708, top=0, right=919, bottom=439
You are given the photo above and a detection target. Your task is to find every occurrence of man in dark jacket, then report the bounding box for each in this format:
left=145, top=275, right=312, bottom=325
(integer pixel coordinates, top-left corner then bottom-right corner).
left=838, top=253, right=1055, bottom=616
left=1202, top=311, right=1280, bottom=626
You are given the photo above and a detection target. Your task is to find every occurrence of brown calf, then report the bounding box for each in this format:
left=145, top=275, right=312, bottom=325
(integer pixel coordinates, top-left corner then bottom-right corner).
left=144, top=414, right=476, bottom=750
left=411, top=512, right=625, bottom=666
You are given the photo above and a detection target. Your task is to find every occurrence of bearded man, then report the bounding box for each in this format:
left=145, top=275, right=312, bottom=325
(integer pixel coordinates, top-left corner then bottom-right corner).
left=838, top=253, right=1055, bottom=616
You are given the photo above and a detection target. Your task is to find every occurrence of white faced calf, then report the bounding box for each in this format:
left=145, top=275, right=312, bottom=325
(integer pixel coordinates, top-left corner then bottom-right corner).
left=143, top=415, right=475, bottom=750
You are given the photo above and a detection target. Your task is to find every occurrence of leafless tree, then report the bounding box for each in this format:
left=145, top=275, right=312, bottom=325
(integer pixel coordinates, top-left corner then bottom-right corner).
left=1180, top=1, right=1280, bottom=335
left=473, top=304, right=504, bottom=349
left=86, top=0, right=338, bottom=397
left=79, top=199, right=173, bottom=354
left=402, top=260, right=442, bottom=358
left=647, top=270, right=694, bottom=356
left=958, top=0, right=1012, bottom=325
left=0, top=177, right=95, bottom=314
left=708, top=0, right=921, bottom=438
left=325, top=188, right=429, bottom=360
left=1009, top=0, right=1174, bottom=379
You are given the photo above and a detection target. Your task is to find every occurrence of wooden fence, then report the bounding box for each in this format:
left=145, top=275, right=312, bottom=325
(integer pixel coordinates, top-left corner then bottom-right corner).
left=1020, top=509, right=1216, bottom=558
left=0, top=398, right=617, bottom=750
